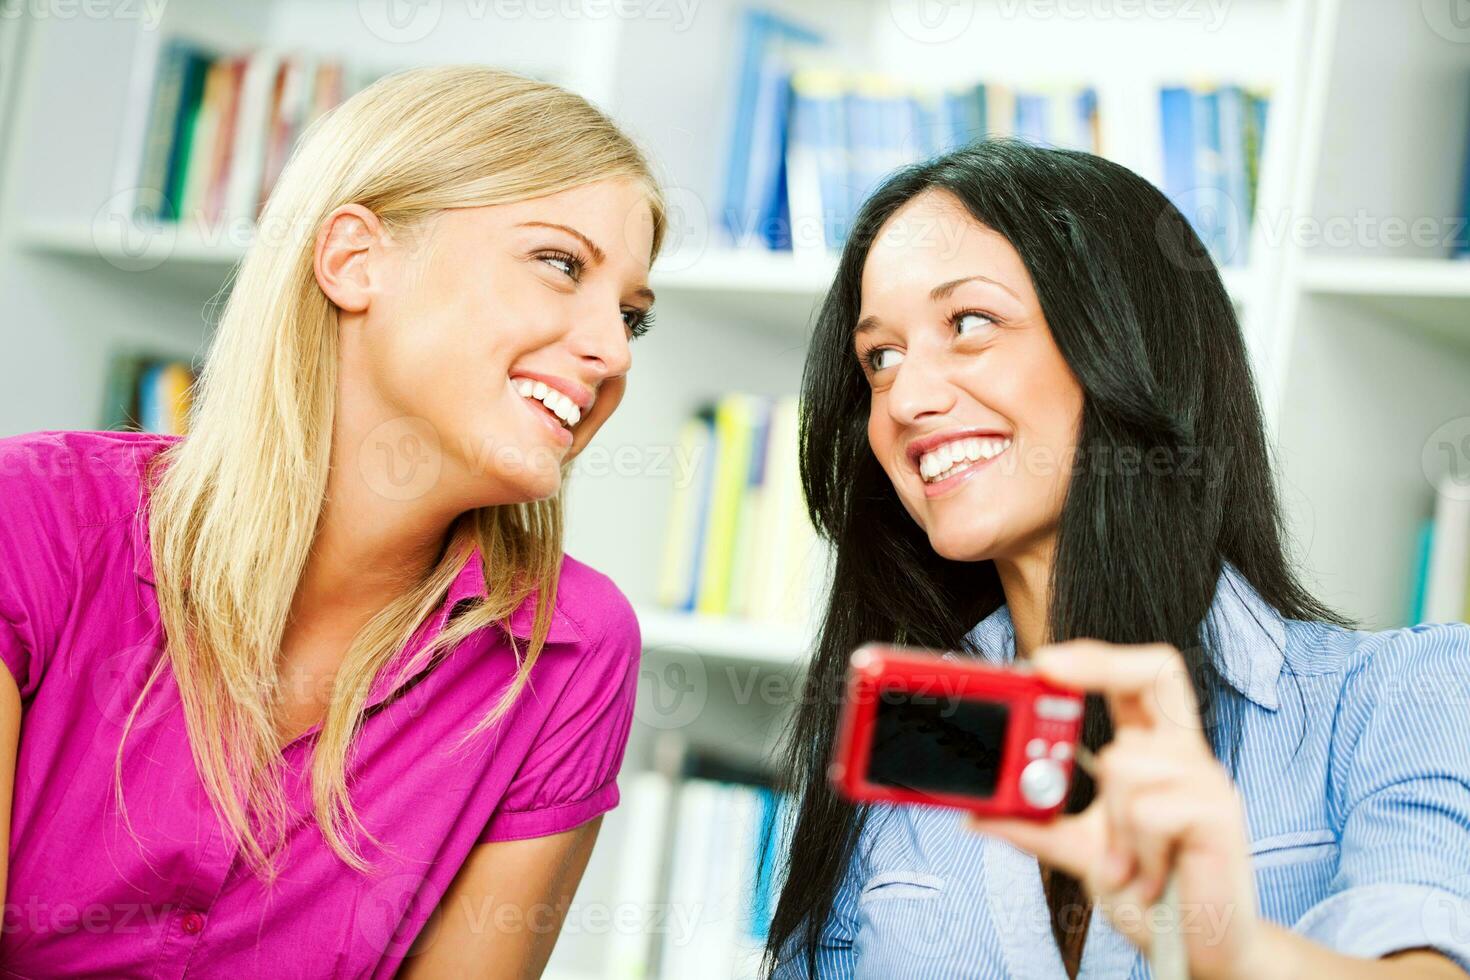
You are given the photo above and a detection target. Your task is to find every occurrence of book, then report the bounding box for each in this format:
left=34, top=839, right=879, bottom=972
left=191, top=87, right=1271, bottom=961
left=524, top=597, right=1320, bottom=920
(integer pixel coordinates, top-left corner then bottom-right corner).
left=1424, top=476, right=1470, bottom=623
left=116, top=41, right=370, bottom=229
left=696, top=395, right=760, bottom=615
left=623, top=740, right=784, bottom=980
left=721, top=10, right=824, bottom=251
left=658, top=395, right=820, bottom=627
left=100, top=352, right=195, bottom=435
left=1159, top=82, right=1271, bottom=268
left=657, top=411, right=717, bottom=612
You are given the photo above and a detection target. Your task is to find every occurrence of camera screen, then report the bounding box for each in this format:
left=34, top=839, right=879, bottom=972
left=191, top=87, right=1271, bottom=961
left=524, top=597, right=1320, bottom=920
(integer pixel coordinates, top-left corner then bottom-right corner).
left=866, top=690, right=1009, bottom=798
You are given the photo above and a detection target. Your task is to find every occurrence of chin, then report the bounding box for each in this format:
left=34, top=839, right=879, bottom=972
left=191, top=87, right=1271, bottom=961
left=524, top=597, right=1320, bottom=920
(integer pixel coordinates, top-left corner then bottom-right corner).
left=925, top=521, right=998, bottom=563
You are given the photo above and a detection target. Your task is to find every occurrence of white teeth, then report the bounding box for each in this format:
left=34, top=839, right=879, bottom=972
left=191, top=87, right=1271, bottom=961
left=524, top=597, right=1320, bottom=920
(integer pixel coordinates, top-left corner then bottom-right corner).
left=916, top=436, right=1011, bottom=484
left=512, top=377, right=582, bottom=429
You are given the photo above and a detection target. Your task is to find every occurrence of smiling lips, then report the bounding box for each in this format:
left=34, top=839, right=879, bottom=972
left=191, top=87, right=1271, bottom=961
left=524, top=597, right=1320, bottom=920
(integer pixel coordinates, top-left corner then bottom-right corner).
left=509, top=373, right=594, bottom=448
left=905, top=429, right=1013, bottom=493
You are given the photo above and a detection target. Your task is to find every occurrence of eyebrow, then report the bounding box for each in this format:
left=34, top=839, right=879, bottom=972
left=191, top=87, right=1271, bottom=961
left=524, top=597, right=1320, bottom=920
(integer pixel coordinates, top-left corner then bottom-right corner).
left=518, top=220, right=656, bottom=306
left=518, top=221, right=606, bottom=264
left=929, top=274, right=1019, bottom=302
left=854, top=273, right=1019, bottom=336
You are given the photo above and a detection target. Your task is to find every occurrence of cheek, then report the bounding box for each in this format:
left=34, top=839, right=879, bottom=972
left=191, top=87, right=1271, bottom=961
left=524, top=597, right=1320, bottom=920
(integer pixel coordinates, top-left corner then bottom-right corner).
left=572, top=376, right=626, bottom=451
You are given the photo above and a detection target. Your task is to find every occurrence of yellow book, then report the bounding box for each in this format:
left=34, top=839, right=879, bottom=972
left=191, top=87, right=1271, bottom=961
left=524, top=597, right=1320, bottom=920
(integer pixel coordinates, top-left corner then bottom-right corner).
left=695, top=395, right=756, bottom=616
left=159, top=362, right=194, bottom=435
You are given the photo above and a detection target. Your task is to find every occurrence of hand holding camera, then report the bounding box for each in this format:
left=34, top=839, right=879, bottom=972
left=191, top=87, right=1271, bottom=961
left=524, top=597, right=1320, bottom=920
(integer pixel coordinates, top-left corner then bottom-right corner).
left=832, top=638, right=1274, bottom=980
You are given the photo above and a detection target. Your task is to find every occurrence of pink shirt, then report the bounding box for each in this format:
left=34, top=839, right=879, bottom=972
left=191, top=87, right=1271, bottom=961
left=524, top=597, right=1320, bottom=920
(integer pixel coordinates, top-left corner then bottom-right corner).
left=0, top=430, right=642, bottom=978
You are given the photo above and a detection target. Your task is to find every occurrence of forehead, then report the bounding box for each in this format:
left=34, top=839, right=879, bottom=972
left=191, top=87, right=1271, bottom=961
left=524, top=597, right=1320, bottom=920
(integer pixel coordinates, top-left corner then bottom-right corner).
left=859, top=189, right=1032, bottom=306
left=456, top=178, right=656, bottom=263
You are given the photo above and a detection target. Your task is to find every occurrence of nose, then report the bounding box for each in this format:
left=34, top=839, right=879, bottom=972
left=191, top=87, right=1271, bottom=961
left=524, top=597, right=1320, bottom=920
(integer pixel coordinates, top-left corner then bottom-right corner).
left=885, top=348, right=956, bottom=427
left=569, top=304, right=633, bottom=381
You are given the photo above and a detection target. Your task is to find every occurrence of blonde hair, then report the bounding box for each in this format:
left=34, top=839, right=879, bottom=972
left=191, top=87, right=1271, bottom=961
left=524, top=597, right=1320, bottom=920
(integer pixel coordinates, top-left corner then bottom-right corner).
left=125, top=65, right=666, bottom=883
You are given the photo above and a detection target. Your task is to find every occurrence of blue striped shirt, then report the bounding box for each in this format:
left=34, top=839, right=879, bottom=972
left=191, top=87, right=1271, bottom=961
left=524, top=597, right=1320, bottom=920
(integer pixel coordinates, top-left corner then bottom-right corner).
left=773, top=565, right=1470, bottom=978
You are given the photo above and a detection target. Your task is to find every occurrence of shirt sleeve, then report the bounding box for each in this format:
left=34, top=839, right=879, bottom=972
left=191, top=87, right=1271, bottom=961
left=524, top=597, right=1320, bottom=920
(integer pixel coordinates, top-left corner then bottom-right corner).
left=477, top=598, right=642, bottom=844
left=1292, top=622, right=1470, bottom=972
left=0, top=433, right=80, bottom=702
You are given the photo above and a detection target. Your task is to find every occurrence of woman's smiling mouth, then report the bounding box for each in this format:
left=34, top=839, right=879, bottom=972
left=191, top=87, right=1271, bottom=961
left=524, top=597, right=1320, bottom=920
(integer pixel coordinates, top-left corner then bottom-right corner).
left=906, top=428, right=1013, bottom=498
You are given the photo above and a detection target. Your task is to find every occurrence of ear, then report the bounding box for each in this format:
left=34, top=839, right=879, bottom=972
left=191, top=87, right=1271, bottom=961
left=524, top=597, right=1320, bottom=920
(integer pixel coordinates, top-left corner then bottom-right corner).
left=313, top=204, right=385, bottom=314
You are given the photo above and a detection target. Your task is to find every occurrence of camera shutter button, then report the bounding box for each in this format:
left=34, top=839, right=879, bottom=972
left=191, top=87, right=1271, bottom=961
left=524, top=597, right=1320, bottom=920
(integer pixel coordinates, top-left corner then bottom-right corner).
left=1019, top=759, right=1068, bottom=809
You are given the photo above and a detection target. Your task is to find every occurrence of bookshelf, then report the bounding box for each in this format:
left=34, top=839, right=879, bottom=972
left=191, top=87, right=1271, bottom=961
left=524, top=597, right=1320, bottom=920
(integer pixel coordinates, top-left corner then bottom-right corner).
left=2, top=0, right=1468, bottom=976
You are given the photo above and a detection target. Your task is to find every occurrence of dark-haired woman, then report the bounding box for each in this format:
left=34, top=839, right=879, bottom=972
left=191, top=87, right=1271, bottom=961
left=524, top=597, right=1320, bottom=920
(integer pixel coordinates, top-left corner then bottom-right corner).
left=766, top=140, right=1470, bottom=980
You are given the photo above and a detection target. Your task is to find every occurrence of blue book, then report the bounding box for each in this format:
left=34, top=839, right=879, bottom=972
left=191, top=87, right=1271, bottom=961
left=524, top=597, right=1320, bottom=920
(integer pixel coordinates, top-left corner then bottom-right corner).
left=938, top=90, right=970, bottom=152
left=1160, top=86, right=1196, bottom=207
left=1458, top=86, right=1470, bottom=259
left=1216, top=85, right=1251, bottom=265
left=721, top=10, right=823, bottom=249
left=745, top=787, right=782, bottom=940
left=844, top=86, right=885, bottom=222
left=786, top=71, right=849, bottom=249
left=1014, top=91, right=1049, bottom=145
left=906, top=94, right=939, bottom=161
left=137, top=361, right=166, bottom=433
left=1192, top=88, right=1225, bottom=259
left=746, top=57, right=795, bottom=250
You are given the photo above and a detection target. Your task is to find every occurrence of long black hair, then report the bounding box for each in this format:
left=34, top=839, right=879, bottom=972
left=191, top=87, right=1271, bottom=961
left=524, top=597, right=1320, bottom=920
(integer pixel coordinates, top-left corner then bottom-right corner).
left=763, top=139, right=1350, bottom=975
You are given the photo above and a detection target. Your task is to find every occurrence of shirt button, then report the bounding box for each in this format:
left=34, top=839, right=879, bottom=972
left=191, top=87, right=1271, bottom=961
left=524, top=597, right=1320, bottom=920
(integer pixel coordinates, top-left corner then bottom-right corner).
left=181, top=911, right=205, bottom=935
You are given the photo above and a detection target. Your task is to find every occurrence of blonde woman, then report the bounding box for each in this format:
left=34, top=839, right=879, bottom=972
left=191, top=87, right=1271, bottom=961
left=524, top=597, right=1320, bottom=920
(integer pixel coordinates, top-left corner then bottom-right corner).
left=0, top=66, right=663, bottom=977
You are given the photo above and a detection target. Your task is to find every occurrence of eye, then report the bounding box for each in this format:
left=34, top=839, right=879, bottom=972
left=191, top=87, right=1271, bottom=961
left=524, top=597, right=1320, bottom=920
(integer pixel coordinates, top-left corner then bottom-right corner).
left=622, top=307, right=655, bottom=339
left=955, top=311, right=995, bottom=336
left=862, top=346, right=904, bottom=372
left=538, top=250, right=583, bottom=280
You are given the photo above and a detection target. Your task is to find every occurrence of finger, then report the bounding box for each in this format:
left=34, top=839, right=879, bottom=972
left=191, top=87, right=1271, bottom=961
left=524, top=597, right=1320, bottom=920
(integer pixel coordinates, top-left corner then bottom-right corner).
left=1096, top=735, right=1196, bottom=896
left=965, top=808, right=1101, bottom=880
left=1033, top=640, right=1201, bottom=734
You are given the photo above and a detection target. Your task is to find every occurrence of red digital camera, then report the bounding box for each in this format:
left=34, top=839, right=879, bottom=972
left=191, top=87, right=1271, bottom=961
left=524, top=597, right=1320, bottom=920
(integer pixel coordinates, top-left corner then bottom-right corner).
left=829, top=643, right=1086, bottom=819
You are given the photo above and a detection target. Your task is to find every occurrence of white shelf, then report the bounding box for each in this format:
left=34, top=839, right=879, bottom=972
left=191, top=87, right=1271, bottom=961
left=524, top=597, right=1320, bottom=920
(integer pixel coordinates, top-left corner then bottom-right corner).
left=1297, top=256, right=1470, bottom=345
left=1299, top=255, right=1470, bottom=298
left=634, top=605, right=812, bottom=666
left=19, top=219, right=835, bottom=327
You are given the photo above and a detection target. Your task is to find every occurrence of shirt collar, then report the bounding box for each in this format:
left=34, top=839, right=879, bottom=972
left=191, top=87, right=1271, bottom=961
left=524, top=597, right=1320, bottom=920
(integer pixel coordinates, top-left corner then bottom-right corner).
left=132, top=503, right=578, bottom=644
left=963, top=561, right=1285, bottom=711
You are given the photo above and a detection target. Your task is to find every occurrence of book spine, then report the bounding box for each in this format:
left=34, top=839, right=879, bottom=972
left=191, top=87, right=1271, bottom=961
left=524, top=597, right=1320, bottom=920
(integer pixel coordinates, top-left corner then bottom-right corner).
left=162, top=49, right=209, bottom=222
left=1425, top=477, right=1470, bottom=622
left=134, top=40, right=192, bottom=222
